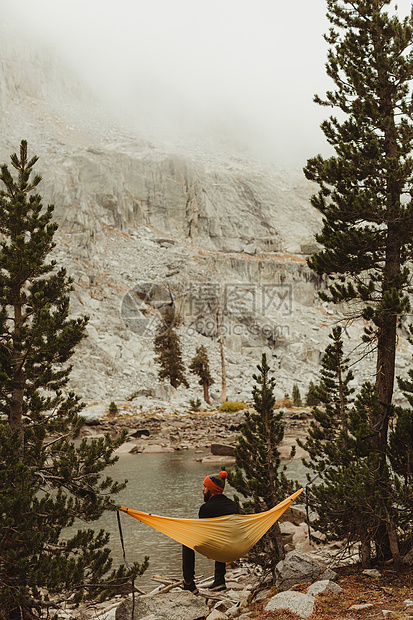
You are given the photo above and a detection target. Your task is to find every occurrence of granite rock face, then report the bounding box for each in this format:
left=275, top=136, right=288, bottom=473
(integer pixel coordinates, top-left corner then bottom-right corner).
left=0, top=19, right=412, bottom=408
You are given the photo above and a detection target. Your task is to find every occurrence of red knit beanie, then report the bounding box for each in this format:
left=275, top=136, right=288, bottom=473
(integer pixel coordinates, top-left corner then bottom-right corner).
left=203, top=471, right=228, bottom=495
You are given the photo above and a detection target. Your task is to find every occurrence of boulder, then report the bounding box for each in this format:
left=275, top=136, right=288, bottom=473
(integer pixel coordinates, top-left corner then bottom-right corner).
left=349, top=603, right=374, bottom=611
left=402, top=548, right=413, bottom=565
left=206, top=610, right=226, bottom=620
left=131, top=389, right=156, bottom=398
left=275, top=551, right=324, bottom=591
left=210, top=443, right=235, bottom=456
left=265, top=591, right=315, bottom=618
left=254, top=588, right=271, bottom=602
left=362, top=568, right=381, bottom=578
left=154, top=384, right=176, bottom=401
left=130, top=429, right=151, bottom=438
left=319, top=568, right=337, bottom=582
left=307, top=580, right=342, bottom=596
left=115, top=591, right=209, bottom=620
left=279, top=506, right=306, bottom=525
left=243, top=243, right=257, bottom=255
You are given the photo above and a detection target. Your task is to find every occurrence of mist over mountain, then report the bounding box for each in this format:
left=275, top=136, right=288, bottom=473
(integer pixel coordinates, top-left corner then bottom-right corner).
left=1, top=13, right=411, bottom=414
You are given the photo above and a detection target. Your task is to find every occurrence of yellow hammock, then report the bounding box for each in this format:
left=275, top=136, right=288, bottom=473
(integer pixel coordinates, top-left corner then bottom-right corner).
left=119, top=488, right=303, bottom=563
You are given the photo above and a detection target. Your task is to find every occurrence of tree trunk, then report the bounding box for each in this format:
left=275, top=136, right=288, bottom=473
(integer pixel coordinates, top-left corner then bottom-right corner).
left=266, top=522, right=285, bottom=584
left=371, top=11, right=402, bottom=562
left=217, top=305, right=227, bottom=403
left=375, top=297, right=397, bottom=450
left=264, top=382, right=285, bottom=563
left=360, top=536, right=371, bottom=568
left=202, top=380, right=210, bottom=404
left=273, top=521, right=285, bottom=562
left=371, top=11, right=402, bottom=444
left=10, top=298, right=25, bottom=446
left=374, top=226, right=401, bottom=562
left=10, top=375, right=24, bottom=435
left=385, top=508, right=403, bottom=569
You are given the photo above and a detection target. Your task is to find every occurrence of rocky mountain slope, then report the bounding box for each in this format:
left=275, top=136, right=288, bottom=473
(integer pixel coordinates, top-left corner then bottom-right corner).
left=1, top=19, right=412, bottom=416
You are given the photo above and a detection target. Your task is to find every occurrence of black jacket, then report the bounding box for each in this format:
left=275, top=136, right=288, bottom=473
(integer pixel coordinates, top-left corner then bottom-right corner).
left=198, top=494, right=239, bottom=519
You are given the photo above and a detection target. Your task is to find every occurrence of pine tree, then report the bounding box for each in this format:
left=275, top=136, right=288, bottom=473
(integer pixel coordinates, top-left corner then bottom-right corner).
left=0, top=142, right=147, bottom=619
left=292, top=384, right=302, bottom=407
left=305, top=380, right=321, bottom=406
left=299, top=327, right=355, bottom=461
left=154, top=306, right=189, bottom=389
left=304, top=0, right=413, bottom=564
left=297, top=329, right=362, bottom=555
left=388, top=369, right=413, bottom=529
left=389, top=371, right=413, bottom=486
left=189, top=345, right=214, bottom=404
left=299, top=328, right=410, bottom=567
left=388, top=413, right=413, bottom=551
left=228, top=354, right=295, bottom=579
left=304, top=382, right=398, bottom=567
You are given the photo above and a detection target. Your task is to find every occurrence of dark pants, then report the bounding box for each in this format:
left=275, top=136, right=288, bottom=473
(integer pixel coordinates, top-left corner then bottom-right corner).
left=182, top=545, right=226, bottom=583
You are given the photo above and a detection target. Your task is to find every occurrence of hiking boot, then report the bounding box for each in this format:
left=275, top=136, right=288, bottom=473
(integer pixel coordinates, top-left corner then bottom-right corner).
left=183, top=580, right=199, bottom=594
left=208, top=579, right=226, bottom=591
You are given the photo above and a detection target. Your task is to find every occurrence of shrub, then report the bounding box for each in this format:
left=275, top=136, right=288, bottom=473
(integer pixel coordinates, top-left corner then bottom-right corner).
left=305, top=380, right=321, bottom=406
left=219, top=401, right=247, bottom=412
left=189, top=398, right=202, bottom=412
left=292, top=384, right=302, bottom=407
left=108, top=401, right=118, bottom=417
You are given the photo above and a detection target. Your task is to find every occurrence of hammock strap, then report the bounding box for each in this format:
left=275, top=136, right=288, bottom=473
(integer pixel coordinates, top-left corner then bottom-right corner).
left=117, top=509, right=135, bottom=619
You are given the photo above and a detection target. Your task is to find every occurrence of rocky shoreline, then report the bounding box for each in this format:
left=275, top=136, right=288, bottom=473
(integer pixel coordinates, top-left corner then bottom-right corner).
left=57, top=548, right=413, bottom=620
left=80, top=405, right=312, bottom=463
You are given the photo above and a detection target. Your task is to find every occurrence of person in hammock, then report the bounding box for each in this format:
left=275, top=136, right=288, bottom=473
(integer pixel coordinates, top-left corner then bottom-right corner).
left=182, top=470, right=239, bottom=593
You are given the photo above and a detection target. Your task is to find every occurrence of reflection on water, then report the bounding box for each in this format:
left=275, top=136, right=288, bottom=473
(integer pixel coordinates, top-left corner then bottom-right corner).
left=72, top=451, right=308, bottom=591
left=86, top=452, right=231, bottom=590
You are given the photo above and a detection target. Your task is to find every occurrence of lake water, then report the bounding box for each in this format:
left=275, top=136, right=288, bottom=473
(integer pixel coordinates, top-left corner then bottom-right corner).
left=84, top=451, right=308, bottom=592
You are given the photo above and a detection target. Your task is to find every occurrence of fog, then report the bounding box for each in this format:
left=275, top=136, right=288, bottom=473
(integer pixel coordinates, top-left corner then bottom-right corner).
left=4, top=0, right=413, bottom=166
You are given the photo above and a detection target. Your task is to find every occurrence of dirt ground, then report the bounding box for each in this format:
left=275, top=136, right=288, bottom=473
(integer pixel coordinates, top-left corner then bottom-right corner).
left=249, top=564, right=413, bottom=619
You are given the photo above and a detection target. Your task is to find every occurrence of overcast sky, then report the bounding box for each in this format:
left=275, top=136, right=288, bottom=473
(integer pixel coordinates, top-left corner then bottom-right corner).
left=5, top=0, right=413, bottom=166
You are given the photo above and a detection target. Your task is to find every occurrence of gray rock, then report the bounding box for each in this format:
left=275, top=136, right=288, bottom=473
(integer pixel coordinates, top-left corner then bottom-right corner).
left=403, top=549, right=413, bottom=565
left=265, top=591, right=316, bottom=618
left=349, top=603, right=374, bottom=611
left=300, top=241, right=320, bottom=254
left=307, top=580, right=342, bottom=596
left=154, top=384, right=177, bottom=401
left=210, top=443, right=235, bottom=456
left=226, top=603, right=241, bottom=617
left=275, top=551, right=324, bottom=591
left=318, top=568, right=337, bottom=582
left=115, top=592, right=208, bottom=620
left=254, top=588, right=271, bottom=602
left=243, top=243, right=257, bottom=255
left=206, top=610, right=226, bottom=620
left=362, top=569, right=381, bottom=578
left=213, top=600, right=232, bottom=613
